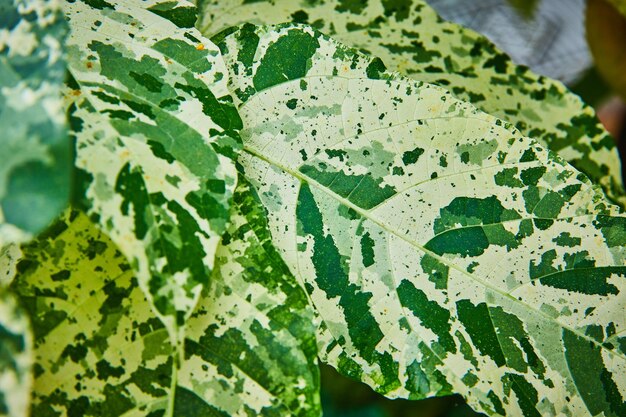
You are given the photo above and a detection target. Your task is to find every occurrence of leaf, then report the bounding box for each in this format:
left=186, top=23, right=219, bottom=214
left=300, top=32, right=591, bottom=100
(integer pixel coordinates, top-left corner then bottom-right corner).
left=0, top=243, right=22, bottom=287
left=64, top=0, right=242, bottom=342
left=0, top=0, right=71, bottom=246
left=197, top=0, right=626, bottom=207
left=12, top=188, right=320, bottom=417
left=217, top=23, right=626, bottom=416
left=0, top=289, right=32, bottom=417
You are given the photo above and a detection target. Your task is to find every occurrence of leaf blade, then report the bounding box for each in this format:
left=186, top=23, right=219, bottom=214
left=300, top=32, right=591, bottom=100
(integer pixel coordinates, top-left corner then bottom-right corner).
left=198, top=0, right=626, bottom=207
left=219, top=24, right=626, bottom=416
left=13, top=195, right=320, bottom=417
left=0, top=0, right=71, bottom=246
left=64, top=0, right=242, bottom=341
left=0, top=289, right=32, bottom=417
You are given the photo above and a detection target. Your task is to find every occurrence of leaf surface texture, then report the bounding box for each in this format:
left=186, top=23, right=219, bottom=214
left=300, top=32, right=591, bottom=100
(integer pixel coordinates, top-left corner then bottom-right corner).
left=199, top=0, right=626, bottom=206
left=65, top=0, right=243, bottom=341
left=217, top=24, right=626, bottom=416
left=13, top=187, right=320, bottom=417
left=0, top=0, right=70, bottom=246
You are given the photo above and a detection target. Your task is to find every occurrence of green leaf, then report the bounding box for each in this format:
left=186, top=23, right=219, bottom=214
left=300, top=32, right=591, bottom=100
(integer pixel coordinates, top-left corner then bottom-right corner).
left=0, top=0, right=71, bottom=246
left=217, top=24, right=626, bottom=416
left=197, top=0, right=626, bottom=207
left=64, top=0, right=243, bottom=342
left=0, top=289, right=32, bottom=417
left=12, top=189, right=320, bottom=416
left=0, top=243, right=21, bottom=287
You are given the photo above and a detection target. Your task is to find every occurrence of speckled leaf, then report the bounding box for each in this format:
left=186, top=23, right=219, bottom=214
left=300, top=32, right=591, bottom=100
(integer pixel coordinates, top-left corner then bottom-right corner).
left=218, top=24, right=626, bottom=416
left=197, top=0, right=626, bottom=207
left=0, top=289, right=32, bottom=417
left=0, top=243, right=21, bottom=286
left=64, top=0, right=242, bottom=342
left=0, top=0, right=71, bottom=247
left=12, top=195, right=320, bottom=416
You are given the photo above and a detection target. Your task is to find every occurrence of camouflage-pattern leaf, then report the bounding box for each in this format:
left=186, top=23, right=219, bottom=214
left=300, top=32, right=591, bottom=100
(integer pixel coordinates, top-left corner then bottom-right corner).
left=197, top=0, right=626, bottom=206
left=0, top=0, right=71, bottom=247
left=0, top=289, right=32, bottom=417
left=13, top=195, right=320, bottom=416
left=217, top=24, right=626, bottom=416
left=0, top=243, right=21, bottom=286
left=64, top=0, right=242, bottom=342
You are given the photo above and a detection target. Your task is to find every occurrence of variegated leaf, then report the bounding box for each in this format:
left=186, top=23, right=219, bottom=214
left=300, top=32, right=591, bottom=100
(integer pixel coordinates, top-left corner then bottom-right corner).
left=197, top=0, right=626, bottom=207
left=0, top=243, right=21, bottom=286
left=64, top=0, right=242, bottom=342
left=218, top=24, right=626, bottom=416
left=0, top=289, right=32, bottom=417
left=13, top=189, right=320, bottom=416
left=0, top=0, right=70, bottom=247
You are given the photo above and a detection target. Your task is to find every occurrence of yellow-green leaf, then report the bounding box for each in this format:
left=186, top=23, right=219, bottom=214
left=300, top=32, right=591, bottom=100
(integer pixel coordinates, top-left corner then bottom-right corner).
left=12, top=188, right=320, bottom=417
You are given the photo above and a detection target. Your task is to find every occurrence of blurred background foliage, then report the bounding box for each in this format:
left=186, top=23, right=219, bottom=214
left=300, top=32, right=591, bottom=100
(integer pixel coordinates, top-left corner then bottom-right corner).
left=319, top=0, right=625, bottom=415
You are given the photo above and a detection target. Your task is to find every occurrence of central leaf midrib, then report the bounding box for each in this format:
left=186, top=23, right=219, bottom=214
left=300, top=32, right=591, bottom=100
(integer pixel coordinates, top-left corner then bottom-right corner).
left=242, top=145, right=626, bottom=362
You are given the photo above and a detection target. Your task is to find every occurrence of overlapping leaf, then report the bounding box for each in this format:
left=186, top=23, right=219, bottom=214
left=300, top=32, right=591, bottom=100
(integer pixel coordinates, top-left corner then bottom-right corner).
left=217, top=24, right=626, bottom=416
left=12, top=187, right=320, bottom=417
left=0, top=289, right=32, bottom=417
left=64, top=0, right=242, bottom=342
left=198, top=0, right=626, bottom=207
left=0, top=0, right=70, bottom=247
left=0, top=243, right=21, bottom=287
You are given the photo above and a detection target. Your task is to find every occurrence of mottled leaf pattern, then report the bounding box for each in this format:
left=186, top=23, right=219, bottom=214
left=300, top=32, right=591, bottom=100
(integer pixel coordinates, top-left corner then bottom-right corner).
left=198, top=0, right=626, bottom=206
left=198, top=178, right=320, bottom=416
left=0, top=243, right=21, bottom=286
left=0, top=289, right=32, bottom=417
left=217, top=24, right=626, bottom=416
left=0, top=0, right=70, bottom=246
left=64, top=0, right=242, bottom=342
left=12, top=192, right=320, bottom=416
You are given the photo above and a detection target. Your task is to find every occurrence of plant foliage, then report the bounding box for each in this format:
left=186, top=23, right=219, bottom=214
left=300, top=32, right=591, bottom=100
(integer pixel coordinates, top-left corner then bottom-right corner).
left=0, top=0, right=70, bottom=246
left=13, top=182, right=319, bottom=416
left=65, top=0, right=242, bottom=344
left=198, top=0, right=626, bottom=207
left=216, top=22, right=626, bottom=416
left=1, top=0, right=625, bottom=416
left=0, top=290, right=31, bottom=417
